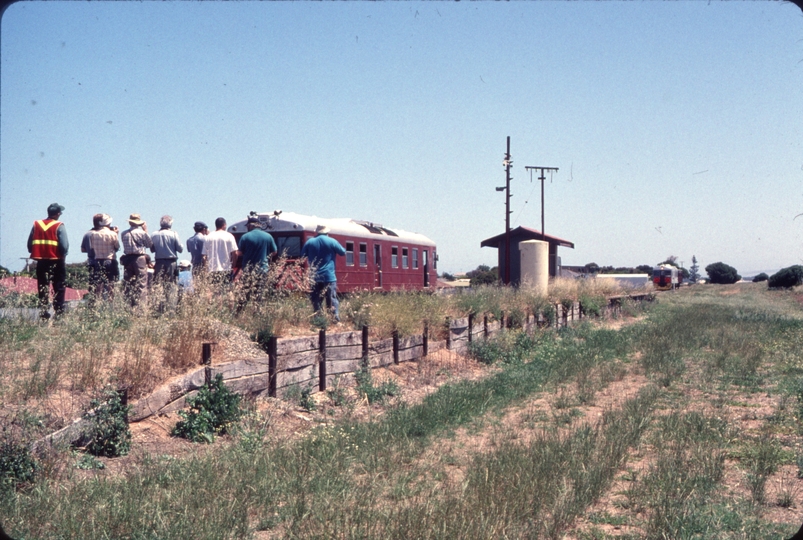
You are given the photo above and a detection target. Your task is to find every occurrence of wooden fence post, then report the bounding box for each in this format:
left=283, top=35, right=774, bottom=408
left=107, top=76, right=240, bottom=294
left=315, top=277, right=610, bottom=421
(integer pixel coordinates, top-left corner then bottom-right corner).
left=202, top=342, right=213, bottom=385
left=446, top=317, right=452, bottom=350
left=468, top=313, right=474, bottom=344
left=362, top=325, right=369, bottom=367
left=393, top=330, right=400, bottom=365
left=484, top=315, right=488, bottom=338
left=268, top=336, right=278, bottom=398
left=319, top=329, right=327, bottom=392
left=423, top=321, right=429, bottom=357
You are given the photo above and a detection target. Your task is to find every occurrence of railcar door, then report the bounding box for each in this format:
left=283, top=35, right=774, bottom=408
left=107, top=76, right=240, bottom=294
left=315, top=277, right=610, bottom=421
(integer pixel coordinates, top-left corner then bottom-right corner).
left=374, top=244, right=382, bottom=288
left=422, top=249, right=429, bottom=287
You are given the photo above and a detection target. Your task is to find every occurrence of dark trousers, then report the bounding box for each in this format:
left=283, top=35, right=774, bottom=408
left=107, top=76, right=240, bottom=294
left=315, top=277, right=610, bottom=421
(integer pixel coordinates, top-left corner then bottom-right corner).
left=88, top=259, right=119, bottom=303
left=310, top=281, right=339, bottom=322
left=153, top=259, right=178, bottom=283
left=35, top=259, right=66, bottom=317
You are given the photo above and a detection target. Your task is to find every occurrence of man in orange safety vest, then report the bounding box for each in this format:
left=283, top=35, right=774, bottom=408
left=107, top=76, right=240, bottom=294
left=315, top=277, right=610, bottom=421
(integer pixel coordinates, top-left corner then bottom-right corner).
left=27, top=203, right=69, bottom=319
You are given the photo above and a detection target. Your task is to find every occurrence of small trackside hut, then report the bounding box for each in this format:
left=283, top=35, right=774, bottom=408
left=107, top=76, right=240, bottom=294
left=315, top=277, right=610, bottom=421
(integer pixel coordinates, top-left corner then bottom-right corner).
left=227, top=211, right=438, bottom=293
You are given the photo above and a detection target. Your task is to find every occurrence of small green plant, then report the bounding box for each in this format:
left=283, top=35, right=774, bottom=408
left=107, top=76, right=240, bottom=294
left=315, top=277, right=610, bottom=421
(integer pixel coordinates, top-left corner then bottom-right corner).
left=326, top=377, right=348, bottom=407
left=300, top=386, right=316, bottom=412
left=75, top=452, right=105, bottom=470
left=354, top=363, right=398, bottom=404
left=0, top=438, right=37, bottom=491
left=172, top=374, right=243, bottom=443
left=82, top=388, right=131, bottom=457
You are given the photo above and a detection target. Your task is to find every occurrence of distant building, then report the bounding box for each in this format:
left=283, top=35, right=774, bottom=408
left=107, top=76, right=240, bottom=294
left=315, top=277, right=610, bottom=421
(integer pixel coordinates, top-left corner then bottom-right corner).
left=480, top=226, right=574, bottom=285
left=0, top=276, right=87, bottom=303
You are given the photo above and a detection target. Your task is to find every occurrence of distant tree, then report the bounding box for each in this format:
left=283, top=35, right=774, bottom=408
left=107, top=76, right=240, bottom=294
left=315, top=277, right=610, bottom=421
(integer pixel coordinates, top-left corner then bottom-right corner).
left=689, top=256, right=700, bottom=284
left=752, top=272, right=769, bottom=283
left=0, top=265, right=10, bottom=278
left=467, top=265, right=498, bottom=287
left=466, top=265, right=491, bottom=276
left=65, top=263, right=91, bottom=290
left=705, top=262, right=741, bottom=285
left=635, top=264, right=653, bottom=275
left=583, top=262, right=600, bottom=274
left=768, top=266, right=803, bottom=288
left=440, top=272, right=456, bottom=281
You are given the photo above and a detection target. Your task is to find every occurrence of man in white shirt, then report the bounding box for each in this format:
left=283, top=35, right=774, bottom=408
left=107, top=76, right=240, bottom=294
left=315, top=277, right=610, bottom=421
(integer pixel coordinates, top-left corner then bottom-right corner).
left=201, top=217, right=238, bottom=285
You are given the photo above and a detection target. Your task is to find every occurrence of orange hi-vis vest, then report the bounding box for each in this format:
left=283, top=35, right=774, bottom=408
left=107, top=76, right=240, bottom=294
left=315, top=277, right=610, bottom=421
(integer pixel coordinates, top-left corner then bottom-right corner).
left=31, top=219, right=62, bottom=260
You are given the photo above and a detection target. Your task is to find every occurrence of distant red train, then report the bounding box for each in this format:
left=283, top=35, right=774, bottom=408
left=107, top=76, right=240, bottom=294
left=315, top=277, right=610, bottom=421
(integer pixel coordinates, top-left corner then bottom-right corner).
left=652, top=265, right=682, bottom=290
left=227, top=211, right=438, bottom=292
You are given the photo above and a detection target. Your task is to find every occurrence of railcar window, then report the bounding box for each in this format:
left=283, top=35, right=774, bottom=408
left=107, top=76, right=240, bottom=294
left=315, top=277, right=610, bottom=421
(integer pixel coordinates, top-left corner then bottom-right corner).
left=346, top=241, right=355, bottom=266
left=275, top=236, right=302, bottom=258
left=359, top=243, right=367, bottom=266
left=412, top=248, right=418, bottom=269
left=392, top=246, right=398, bottom=268
left=402, top=247, right=408, bottom=269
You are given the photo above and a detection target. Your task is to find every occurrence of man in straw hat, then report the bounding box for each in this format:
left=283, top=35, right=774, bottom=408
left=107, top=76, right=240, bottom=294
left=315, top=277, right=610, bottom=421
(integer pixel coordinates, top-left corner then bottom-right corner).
left=120, top=213, right=153, bottom=308
left=27, top=202, right=69, bottom=319
left=301, top=223, right=346, bottom=322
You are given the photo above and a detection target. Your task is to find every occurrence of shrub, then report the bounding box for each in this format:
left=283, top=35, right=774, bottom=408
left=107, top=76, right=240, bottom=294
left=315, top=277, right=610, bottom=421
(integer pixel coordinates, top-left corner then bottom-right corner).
left=768, top=266, right=803, bottom=289
left=752, top=273, right=769, bottom=283
left=579, top=294, right=605, bottom=318
left=0, top=438, right=36, bottom=491
left=172, top=374, right=243, bottom=443
left=705, top=262, right=741, bottom=284
left=82, top=388, right=132, bottom=458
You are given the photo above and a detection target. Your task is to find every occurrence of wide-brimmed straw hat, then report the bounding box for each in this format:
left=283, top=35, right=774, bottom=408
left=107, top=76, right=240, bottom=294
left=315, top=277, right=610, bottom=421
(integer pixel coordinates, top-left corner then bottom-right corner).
left=315, top=224, right=330, bottom=234
left=128, top=213, right=145, bottom=225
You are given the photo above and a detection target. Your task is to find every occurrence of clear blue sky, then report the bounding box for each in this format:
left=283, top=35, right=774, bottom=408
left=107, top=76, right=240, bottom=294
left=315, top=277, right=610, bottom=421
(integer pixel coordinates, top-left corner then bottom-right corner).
left=2, top=1, right=802, bottom=276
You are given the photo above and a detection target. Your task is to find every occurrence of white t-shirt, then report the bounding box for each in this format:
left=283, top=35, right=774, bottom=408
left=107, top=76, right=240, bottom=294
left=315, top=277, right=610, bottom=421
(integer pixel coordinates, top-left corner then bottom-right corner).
left=202, top=229, right=238, bottom=272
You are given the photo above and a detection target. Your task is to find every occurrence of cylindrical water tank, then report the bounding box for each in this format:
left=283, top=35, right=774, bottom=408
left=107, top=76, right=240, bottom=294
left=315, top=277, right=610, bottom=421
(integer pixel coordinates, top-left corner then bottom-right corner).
left=519, top=240, right=549, bottom=295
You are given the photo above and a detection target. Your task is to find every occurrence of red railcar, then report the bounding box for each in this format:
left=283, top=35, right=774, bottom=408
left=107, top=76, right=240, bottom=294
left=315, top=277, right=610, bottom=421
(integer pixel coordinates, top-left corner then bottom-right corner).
left=227, top=211, right=438, bottom=293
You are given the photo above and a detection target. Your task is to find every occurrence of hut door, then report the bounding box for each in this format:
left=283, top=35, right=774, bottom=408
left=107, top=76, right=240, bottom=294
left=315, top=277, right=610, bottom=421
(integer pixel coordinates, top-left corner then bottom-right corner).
left=423, top=250, right=429, bottom=287
left=374, top=244, right=382, bottom=288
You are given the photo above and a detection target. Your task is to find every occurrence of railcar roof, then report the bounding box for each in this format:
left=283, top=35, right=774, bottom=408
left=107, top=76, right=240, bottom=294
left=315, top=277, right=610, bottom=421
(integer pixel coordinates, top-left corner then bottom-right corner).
left=228, top=211, right=436, bottom=247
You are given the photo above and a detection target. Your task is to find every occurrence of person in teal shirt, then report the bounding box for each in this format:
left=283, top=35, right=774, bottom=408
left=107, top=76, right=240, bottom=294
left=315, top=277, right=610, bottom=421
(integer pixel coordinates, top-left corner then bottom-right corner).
left=236, top=215, right=277, bottom=311
left=301, top=224, right=346, bottom=321
left=239, top=216, right=277, bottom=273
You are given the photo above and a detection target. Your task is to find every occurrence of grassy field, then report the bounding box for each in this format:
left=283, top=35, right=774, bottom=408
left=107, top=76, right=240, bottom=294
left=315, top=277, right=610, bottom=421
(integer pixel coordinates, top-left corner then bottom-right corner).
left=4, top=281, right=803, bottom=539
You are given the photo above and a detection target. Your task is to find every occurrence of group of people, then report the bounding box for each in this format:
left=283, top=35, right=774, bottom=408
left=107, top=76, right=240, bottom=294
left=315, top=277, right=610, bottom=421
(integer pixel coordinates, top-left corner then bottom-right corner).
left=27, top=203, right=346, bottom=321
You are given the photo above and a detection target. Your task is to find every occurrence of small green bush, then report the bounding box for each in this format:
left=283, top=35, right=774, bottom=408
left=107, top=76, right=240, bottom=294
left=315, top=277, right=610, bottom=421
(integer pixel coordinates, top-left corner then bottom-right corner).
left=172, top=374, right=243, bottom=443
left=0, top=438, right=37, bottom=491
left=82, top=388, right=131, bottom=458
left=768, top=266, right=803, bottom=289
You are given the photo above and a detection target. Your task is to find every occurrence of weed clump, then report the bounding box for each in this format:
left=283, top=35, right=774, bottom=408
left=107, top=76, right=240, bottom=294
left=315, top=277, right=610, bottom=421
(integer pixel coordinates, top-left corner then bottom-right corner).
left=172, top=374, right=243, bottom=443
left=0, top=437, right=36, bottom=491
left=354, top=363, right=398, bottom=404
left=81, top=388, right=131, bottom=458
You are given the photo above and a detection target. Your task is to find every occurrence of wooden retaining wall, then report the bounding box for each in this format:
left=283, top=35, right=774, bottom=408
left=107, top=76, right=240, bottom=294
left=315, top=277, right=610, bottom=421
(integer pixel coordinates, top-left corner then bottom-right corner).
left=33, top=293, right=652, bottom=451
